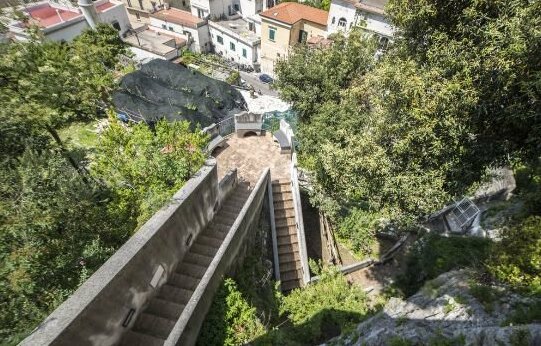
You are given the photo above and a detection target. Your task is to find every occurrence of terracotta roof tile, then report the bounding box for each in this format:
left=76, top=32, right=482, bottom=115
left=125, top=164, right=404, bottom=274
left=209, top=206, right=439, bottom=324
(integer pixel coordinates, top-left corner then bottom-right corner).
left=260, top=2, right=328, bottom=26
left=150, top=8, right=206, bottom=29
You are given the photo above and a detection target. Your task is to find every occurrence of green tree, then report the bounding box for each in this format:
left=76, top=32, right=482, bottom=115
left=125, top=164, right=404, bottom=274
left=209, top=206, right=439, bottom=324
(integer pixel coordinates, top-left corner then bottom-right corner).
left=275, top=0, right=541, bottom=228
left=92, top=117, right=208, bottom=227
left=488, top=216, right=541, bottom=294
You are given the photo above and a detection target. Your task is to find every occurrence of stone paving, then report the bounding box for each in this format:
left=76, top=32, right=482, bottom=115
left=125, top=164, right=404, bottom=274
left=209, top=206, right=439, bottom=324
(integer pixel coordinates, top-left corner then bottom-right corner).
left=214, top=133, right=291, bottom=185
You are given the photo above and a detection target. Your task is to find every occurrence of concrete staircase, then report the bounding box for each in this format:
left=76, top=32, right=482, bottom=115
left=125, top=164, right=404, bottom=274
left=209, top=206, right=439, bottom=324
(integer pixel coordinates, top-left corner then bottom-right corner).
left=272, top=180, right=303, bottom=291
left=120, top=183, right=252, bottom=346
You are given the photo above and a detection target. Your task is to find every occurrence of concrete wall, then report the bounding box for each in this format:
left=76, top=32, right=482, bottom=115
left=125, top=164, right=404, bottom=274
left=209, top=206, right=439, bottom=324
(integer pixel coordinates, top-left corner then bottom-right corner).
left=166, top=168, right=270, bottom=345
left=260, top=18, right=291, bottom=74
left=97, top=1, right=132, bottom=35
left=21, top=159, right=221, bottom=346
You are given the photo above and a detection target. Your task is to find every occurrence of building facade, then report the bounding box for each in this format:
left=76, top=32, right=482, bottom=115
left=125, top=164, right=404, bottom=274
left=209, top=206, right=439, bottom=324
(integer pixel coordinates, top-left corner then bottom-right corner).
left=209, top=17, right=260, bottom=68
left=327, top=0, right=393, bottom=42
left=149, top=7, right=210, bottom=52
left=7, top=0, right=130, bottom=42
left=259, top=2, right=328, bottom=75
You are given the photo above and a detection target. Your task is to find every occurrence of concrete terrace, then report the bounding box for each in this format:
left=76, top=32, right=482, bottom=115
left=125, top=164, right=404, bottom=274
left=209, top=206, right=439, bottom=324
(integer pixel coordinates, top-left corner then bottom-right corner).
left=215, top=133, right=290, bottom=184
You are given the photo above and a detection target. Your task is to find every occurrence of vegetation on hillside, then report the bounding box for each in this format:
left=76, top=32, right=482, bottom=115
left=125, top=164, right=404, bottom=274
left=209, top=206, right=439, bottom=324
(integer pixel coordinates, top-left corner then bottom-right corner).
left=274, top=0, right=541, bottom=268
left=0, top=26, right=207, bottom=344
left=199, top=252, right=374, bottom=345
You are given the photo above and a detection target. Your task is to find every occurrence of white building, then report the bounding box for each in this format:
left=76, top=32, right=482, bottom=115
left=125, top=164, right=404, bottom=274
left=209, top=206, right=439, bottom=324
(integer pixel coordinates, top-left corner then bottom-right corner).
left=327, top=0, right=393, bottom=42
left=209, top=16, right=260, bottom=69
left=149, top=7, right=210, bottom=52
left=7, top=0, right=131, bottom=42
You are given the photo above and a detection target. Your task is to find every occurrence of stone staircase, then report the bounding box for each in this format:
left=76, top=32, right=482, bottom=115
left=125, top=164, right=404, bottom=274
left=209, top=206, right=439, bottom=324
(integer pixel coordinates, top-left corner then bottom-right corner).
left=120, top=183, right=252, bottom=346
left=272, top=180, right=303, bottom=291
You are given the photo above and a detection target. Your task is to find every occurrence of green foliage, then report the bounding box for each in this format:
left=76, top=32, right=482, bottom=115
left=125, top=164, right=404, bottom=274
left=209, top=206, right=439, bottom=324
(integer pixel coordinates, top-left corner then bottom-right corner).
left=396, top=234, right=491, bottom=296
left=469, top=283, right=502, bottom=314
left=277, top=264, right=370, bottom=344
left=92, top=116, right=208, bottom=227
left=226, top=71, right=240, bottom=85
left=275, top=0, right=541, bottom=229
left=0, top=149, right=132, bottom=344
left=336, top=209, right=387, bottom=258
left=197, top=278, right=266, bottom=346
left=514, top=162, right=541, bottom=216
left=487, top=216, right=541, bottom=294
left=505, top=300, right=541, bottom=326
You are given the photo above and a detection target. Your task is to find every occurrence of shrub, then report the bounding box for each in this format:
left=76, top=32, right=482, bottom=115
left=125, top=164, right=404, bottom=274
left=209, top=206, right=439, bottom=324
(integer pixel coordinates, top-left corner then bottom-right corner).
left=487, top=216, right=541, bottom=294
left=336, top=208, right=387, bottom=258
left=226, top=71, right=240, bottom=85
left=279, top=264, right=370, bottom=344
left=395, top=234, right=491, bottom=296
left=197, top=278, right=265, bottom=346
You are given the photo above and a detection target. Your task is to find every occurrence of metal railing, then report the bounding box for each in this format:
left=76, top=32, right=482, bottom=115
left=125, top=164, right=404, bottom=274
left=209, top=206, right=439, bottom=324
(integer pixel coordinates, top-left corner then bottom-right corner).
left=215, top=116, right=235, bottom=137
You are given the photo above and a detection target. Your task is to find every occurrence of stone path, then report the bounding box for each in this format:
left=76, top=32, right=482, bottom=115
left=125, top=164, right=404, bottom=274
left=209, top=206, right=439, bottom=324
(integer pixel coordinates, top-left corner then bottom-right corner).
left=214, top=133, right=290, bottom=184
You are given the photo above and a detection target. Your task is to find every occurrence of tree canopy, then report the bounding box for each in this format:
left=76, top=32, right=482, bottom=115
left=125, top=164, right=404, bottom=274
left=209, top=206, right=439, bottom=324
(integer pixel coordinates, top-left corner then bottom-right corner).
left=275, top=0, right=541, bottom=229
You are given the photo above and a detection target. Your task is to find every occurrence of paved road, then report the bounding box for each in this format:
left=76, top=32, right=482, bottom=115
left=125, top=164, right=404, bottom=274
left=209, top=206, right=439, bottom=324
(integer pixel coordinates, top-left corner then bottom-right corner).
left=239, top=71, right=279, bottom=97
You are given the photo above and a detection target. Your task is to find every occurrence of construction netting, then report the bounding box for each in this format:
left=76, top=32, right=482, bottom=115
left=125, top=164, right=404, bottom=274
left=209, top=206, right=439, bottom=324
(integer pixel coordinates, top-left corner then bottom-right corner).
left=113, top=59, right=247, bottom=127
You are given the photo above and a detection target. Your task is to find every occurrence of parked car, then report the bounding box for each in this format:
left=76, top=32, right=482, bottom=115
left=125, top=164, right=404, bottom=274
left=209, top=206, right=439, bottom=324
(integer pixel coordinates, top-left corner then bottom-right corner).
left=259, top=74, right=274, bottom=84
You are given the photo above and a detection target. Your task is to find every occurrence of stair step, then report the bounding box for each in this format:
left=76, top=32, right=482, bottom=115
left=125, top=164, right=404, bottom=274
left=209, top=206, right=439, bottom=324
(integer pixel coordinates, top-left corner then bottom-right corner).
left=190, top=243, right=218, bottom=257
left=276, top=225, right=296, bottom=237
left=133, top=312, right=176, bottom=339
left=183, top=252, right=214, bottom=267
left=168, top=273, right=200, bottom=291
left=158, top=284, right=194, bottom=305
left=274, top=207, right=295, bottom=220
left=120, top=330, right=165, bottom=346
left=277, top=234, right=298, bottom=246
left=272, top=180, right=291, bottom=187
left=281, top=269, right=303, bottom=282
left=221, top=203, right=244, bottom=213
left=146, top=298, right=185, bottom=320
left=278, top=252, right=301, bottom=264
left=276, top=218, right=296, bottom=228
left=175, top=262, right=207, bottom=278
left=281, top=278, right=303, bottom=292
left=201, top=228, right=227, bottom=241
left=274, top=200, right=294, bottom=210
left=195, top=235, right=223, bottom=248
left=279, top=260, right=301, bottom=272
left=278, top=243, right=299, bottom=255
left=210, top=218, right=236, bottom=230
left=273, top=192, right=293, bottom=201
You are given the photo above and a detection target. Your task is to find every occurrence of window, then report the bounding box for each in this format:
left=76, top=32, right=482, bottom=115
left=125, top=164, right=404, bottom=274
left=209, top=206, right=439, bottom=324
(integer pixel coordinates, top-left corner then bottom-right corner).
left=234, top=3, right=239, bottom=11
left=197, top=8, right=204, bottom=18
left=217, top=35, right=223, bottom=44
left=168, top=26, right=174, bottom=31
left=135, top=12, right=140, bottom=20
left=338, top=18, right=347, bottom=27
left=138, top=0, right=143, bottom=9
left=331, top=16, right=335, bottom=24
left=112, top=21, right=121, bottom=31
left=182, top=0, right=186, bottom=6
left=298, top=29, right=307, bottom=43
left=161, top=24, right=166, bottom=29
left=230, top=42, right=235, bottom=51
left=248, top=22, right=254, bottom=32
left=242, top=48, right=247, bottom=58
left=127, top=0, right=132, bottom=7
left=269, top=26, right=276, bottom=41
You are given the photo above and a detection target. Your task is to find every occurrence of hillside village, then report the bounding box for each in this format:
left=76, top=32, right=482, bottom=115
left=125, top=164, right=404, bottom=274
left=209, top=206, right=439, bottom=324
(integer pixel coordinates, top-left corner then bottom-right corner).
left=1, top=0, right=540, bottom=346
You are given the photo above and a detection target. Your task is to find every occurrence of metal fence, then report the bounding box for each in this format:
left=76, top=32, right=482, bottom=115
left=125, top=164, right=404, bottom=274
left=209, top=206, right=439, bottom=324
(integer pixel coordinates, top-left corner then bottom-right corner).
left=216, top=116, right=235, bottom=137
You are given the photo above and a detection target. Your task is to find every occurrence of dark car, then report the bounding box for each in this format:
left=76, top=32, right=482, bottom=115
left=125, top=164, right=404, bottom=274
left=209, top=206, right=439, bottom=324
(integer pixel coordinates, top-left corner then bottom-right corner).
left=259, top=73, right=274, bottom=84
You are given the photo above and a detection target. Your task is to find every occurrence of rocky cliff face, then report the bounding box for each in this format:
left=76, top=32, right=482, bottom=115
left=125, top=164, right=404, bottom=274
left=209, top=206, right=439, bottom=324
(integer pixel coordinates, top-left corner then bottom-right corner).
left=331, top=270, right=541, bottom=345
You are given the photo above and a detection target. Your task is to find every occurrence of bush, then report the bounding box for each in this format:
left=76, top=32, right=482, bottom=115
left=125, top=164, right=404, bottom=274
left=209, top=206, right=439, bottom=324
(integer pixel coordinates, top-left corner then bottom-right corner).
left=226, top=71, right=240, bottom=86
left=514, top=162, right=541, bottom=216
left=395, top=234, right=491, bottom=296
left=336, top=208, right=386, bottom=258
left=487, top=216, right=541, bottom=294
left=197, top=278, right=265, bottom=346
left=278, top=264, right=370, bottom=344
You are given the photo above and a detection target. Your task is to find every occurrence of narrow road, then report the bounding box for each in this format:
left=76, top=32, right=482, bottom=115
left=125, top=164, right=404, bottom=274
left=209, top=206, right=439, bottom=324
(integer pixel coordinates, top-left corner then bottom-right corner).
left=239, top=71, right=279, bottom=97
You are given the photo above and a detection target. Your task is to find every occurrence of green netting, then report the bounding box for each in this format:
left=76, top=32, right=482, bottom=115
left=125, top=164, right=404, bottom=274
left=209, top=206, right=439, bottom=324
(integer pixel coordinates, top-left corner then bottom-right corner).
left=113, top=59, right=247, bottom=127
